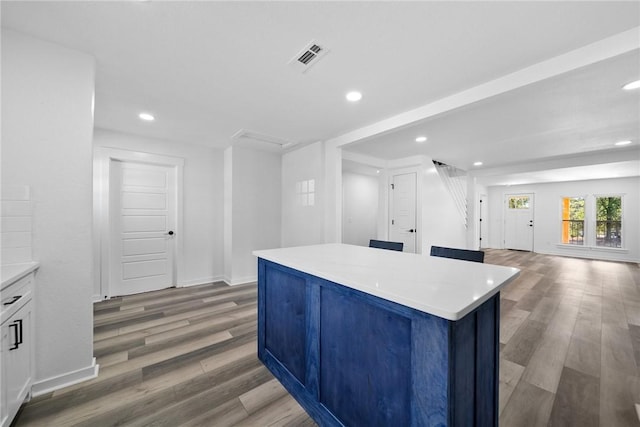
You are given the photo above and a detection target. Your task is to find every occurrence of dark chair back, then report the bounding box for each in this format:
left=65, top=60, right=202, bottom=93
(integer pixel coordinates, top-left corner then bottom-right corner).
left=430, top=245, right=485, bottom=263
left=369, top=239, right=404, bottom=252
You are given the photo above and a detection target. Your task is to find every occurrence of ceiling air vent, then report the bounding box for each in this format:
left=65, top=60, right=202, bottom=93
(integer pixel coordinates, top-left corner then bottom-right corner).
left=231, top=129, right=297, bottom=151
left=289, top=41, right=329, bottom=73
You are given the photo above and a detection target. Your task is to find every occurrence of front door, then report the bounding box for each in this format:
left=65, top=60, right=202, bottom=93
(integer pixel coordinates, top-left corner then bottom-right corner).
left=504, top=193, right=534, bottom=251
left=110, top=160, right=176, bottom=296
left=389, top=172, right=417, bottom=253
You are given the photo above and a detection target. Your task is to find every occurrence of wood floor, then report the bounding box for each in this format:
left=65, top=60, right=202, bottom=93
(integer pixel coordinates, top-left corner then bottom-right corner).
left=13, top=250, right=640, bottom=426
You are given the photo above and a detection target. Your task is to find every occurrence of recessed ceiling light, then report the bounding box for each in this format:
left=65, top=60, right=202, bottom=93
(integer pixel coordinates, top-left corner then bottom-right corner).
left=622, top=80, right=640, bottom=90
left=415, top=136, right=427, bottom=143
left=345, top=91, right=362, bottom=102
left=473, top=161, right=483, bottom=166
left=376, top=170, right=380, bottom=174
left=615, top=140, right=632, bottom=146
left=139, top=112, right=155, bottom=121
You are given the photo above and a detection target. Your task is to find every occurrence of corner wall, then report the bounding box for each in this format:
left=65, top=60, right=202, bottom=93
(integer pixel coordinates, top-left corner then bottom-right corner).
left=1, top=29, right=97, bottom=391
left=225, top=146, right=281, bottom=284
left=342, top=172, right=379, bottom=247
left=282, top=142, right=325, bottom=247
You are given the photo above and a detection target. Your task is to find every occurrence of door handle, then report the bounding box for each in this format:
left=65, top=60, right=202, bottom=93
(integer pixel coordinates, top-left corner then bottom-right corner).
left=9, top=319, right=22, bottom=350
left=165, top=231, right=174, bottom=236
left=3, top=295, right=21, bottom=306
left=408, top=229, right=416, bottom=233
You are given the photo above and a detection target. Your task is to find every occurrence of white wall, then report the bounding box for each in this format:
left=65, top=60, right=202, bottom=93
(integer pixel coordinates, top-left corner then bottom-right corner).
left=342, top=172, right=379, bottom=247
left=93, top=129, right=224, bottom=291
left=225, top=146, right=281, bottom=284
left=282, top=142, right=325, bottom=247
left=487, top=176, right=640, bottom=262
left=420, top=158, right=467, bottom=254
left=1, top=29, right=96, bottom=390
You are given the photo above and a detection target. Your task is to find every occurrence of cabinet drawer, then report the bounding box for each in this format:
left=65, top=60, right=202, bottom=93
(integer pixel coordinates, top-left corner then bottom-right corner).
left=1, top=273, right=32, bottom=324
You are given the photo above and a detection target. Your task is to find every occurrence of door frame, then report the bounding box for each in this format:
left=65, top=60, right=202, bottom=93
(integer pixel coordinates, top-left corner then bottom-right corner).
left=93, top=147, right=184, bottom=301
left=502, top=192, right=535, bottom=251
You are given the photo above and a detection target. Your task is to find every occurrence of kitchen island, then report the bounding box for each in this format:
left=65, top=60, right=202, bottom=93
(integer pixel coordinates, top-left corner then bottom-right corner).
left=253, top=244, right=519, bottom=426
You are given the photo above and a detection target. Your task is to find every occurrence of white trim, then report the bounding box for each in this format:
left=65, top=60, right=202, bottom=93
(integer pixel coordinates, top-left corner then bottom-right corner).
left=538, top=248, right=637, bottom=263
left=93, top=147, right=185, bottom=300
left=555, top=243, right=628, bottom=254
left=177, top=276, right=224, bottom=287
left=224, top=275, right=257, bottom=286
left=31, top=358, right=99, bottom=397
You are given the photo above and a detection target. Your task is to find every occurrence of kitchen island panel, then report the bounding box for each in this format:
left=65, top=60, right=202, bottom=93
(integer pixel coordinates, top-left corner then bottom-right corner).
left=319, top=284, right=412, bottom=426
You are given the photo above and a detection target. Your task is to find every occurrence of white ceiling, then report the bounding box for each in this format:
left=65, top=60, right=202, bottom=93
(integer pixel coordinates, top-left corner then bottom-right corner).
left=343, top=50, right=640, bottom=184
left=2, top=1, right=639, bottom=185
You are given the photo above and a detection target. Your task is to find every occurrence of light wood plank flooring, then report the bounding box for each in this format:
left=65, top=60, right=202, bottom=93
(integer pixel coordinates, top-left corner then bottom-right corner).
left=13, top=250, right=640, bottom=426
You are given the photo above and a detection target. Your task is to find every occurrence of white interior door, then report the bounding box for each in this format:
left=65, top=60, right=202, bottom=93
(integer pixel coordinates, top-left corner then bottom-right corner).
left=504, top=193, right=534, bottom=251
left=389, top=172, right=417, bottom=253
left=110, top=160, right=176, bottom=296
left=479, top=194, right=488, bottom=248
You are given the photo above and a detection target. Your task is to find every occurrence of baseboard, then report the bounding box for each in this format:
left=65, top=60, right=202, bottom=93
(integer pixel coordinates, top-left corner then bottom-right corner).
left=31, top=358, right=99, bottom=397
left=536, top=248, right=639, bottom=264
left=223, top=275, right=257, bottom=286
left=177, top=276, right=223, bottom=287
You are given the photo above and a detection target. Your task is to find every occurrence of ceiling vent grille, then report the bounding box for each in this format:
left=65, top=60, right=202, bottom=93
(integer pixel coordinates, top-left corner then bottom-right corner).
left=231, top=129, right=296, bottom=150
left=289, top=41, right=329, bottom=73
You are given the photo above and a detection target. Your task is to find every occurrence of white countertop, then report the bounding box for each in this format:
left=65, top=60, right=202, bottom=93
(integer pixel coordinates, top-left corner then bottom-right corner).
left=1, top=262, right=40, bottom=290
left=253, top=244, right=520, bottom=321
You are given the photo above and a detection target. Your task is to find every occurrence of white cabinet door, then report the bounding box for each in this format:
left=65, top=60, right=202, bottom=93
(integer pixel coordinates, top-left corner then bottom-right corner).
left=0, top=334, right=6, bottom=427
left=2, top=301, right=33, bottom=427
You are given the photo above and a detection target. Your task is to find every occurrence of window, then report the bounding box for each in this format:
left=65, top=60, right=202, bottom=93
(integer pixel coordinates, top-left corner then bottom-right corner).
left=508, top=195, right=530, bottom=209
left=561, top=197, right=585, bottom=245
left=596, top=196, right=622, bottom=248
left=560, top=195, right=624, bottom=249
left=296, top=179, right=315, bottom=207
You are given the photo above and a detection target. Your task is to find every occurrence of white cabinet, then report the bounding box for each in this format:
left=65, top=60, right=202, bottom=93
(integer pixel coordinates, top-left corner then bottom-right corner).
left=1, top=268, right=36, bottom=427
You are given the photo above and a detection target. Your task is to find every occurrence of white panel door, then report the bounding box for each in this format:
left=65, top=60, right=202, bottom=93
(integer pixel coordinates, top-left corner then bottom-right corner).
left=389, top=173, right=417, bottom=253
left=479, top=194, right=488, bottom=249
left=110, top=161, right=176, bottom=296
left=504, top=193, right=534, bottom=251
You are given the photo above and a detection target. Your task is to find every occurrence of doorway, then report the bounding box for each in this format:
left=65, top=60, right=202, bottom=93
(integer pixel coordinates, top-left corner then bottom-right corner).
left=389, top=172, right=417, bottom=253
left=95, top=148, right=184, bottom=300
left=504, top=193, right=534, bottom=251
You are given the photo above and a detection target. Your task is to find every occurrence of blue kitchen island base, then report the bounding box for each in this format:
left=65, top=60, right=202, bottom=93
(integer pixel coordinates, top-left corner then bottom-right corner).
left=257, top=258, right=500, bottom=427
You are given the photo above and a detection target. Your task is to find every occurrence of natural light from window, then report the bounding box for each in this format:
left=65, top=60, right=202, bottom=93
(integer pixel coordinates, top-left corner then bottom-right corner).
left=561, top=197, right=585, bottom=245
left=595, top=196, right=622, bottom=248
left=560, top=195, right=623, bottom=249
